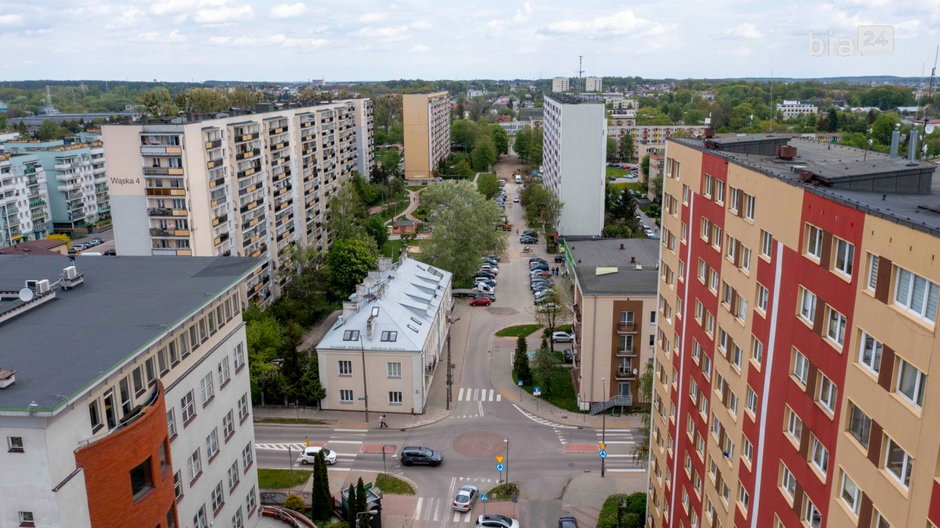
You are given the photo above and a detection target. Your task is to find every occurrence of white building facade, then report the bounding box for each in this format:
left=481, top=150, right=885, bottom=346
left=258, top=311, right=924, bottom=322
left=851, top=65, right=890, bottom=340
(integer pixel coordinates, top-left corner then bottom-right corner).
left=776, top=99, right=819, bottom=118
left=552, top=77, right=570, bottom=93
left=584, top=76, right=603, bottom=92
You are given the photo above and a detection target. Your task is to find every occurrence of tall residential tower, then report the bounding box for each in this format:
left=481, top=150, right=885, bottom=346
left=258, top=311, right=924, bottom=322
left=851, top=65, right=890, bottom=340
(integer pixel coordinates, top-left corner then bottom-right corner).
left=402, top=91, right=450, bottom=181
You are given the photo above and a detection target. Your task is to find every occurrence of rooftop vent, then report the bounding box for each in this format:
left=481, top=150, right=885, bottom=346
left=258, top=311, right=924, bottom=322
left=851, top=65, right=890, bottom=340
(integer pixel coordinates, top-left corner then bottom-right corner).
left=0, top=369, right=15, bottom=389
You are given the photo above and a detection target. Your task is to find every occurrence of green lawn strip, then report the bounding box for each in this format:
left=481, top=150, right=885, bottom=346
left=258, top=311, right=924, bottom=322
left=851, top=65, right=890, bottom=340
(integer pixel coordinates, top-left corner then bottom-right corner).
left=605, top=166, right=628, bottom=178
left=513, top=363, right=581, bottom=413
left=254, top=418, right=329, bottom=425
left=495, top=324, right=543, bottom=337
left=257, top=468, right=311, bottom=489
left=486, top=482, right=519, bottom=501
left=375, top=474, right=416, bottom=495
left=609, top=182, right=645, bottom=193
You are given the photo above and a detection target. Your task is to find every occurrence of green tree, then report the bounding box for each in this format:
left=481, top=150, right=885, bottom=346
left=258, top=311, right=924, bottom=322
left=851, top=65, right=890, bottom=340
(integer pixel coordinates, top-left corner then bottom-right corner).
left=827, top=108, right=839, bottom=132
left=529, top=127, right=544, bottom=164
left=298, top=354, right=327, bottom=407
left=36, top=120, right=60, bottom=140
left=514, top=127, right=531, bottom=161
left=871, top=111, right=900, bottom=146
left=619, top=133, right=635, bottom=162
left=175, top=88, right=229, bottom=113
left=639, top=154, right=651, bottom=179
left=140, top=87, right=179, bottom=117
left=227, top=86, right=262, bottom=109
left=606, top=136, right=618, bottom=162
left=532, top=345, right=558, bottom=396
left=311, top=450, right=333, bottom=520
left=513, top=335, right=532, bottom=385
left=476, top=172, right=500, bottom=200
left=632, top=362, right=654, bottom=463
left=346, top=484, right=359, bottom=520
left=451, top=119, right=477, bottom=150
left=326, top=181, right=368, bottom=243
left=325, top=238, right=378, bottom=300
left=355, top=478, right=368, bottom=522
left=489, top=124, right=509, bottom=155
left=520, top=183, right=563, bottom=235
left=284, top=494, right=306, bottom=511
left=471, top=134, right=497, bottom=171
left=365, top=215, right=389, bottom=250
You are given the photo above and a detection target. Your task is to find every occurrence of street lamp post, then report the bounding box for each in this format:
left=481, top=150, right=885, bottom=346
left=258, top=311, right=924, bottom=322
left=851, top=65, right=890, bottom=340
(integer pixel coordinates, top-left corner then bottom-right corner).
left=504, top=438, right=510, bottom=483
left=601, top=377, right=606, bottom=478
left=358, top=335, right=369, bottom=423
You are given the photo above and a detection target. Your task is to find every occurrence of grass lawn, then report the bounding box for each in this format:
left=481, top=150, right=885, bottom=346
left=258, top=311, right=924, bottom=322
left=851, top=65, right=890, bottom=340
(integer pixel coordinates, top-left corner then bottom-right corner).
left=606, top=166, right=628, bottom=178
left=406, top=185, right=428, bottom=191
left=495, top=324, right=543, bottom=337
left=374, top=194, right=411, bottom=222
left=254, top=418, right=328, bottom=426
left=376, top=149, right=401, bottom=168
left=381, top=238, right=405, bottom=258
left=486, top=482, right=519, bottom=501
left=257, top=468, right=311, bottom=489
left=375, top=474, right=416, bottom=495
left=609, top=182, right=645, bottom=193
left=514, top=360, right=581, bottom=413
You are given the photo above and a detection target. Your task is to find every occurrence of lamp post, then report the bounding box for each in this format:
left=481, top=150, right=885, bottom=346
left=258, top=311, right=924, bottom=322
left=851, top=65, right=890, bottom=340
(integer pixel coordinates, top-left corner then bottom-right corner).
left=504, top=438, right=510, bottom=484
left=446, top=317, right=460, bottom=410
left=601, top=377, right=606, bottom=478
left=358, top=335, right=369, bottom=423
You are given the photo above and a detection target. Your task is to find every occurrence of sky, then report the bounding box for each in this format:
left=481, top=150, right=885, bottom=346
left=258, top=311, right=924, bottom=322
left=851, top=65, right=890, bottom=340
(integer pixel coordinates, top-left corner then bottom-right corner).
left=1, top=0, right=939, bottom=82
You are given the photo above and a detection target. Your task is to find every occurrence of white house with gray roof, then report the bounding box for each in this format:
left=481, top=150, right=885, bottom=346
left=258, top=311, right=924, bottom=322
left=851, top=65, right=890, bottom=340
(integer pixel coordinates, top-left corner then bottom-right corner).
left=316, top=256, right=452, bottom=414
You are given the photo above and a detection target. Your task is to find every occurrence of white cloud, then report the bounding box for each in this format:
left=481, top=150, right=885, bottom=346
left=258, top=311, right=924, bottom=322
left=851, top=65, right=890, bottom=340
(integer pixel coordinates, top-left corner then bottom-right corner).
left=359, top=12, right=386, bottom=23
left=133, top=30, right=186, bottom=43
left=543, top=10, right=666, bottom=38
left=357, top=25, right=410, bottom=42
left=150, top=0, right=234, bottom=17
left=270, top=3, right=308, bottom=19
left=194, top=4, right=254, bottom=24
left=512, top=1, right=534, bottom=23
left=209, top=33, right=326, bottom=49
left=410, top=20, right=432, bottom=30
left=724, top=22, right=762, bottom=39
left=486, top=20, right=506, bottom=30
left=0, top=14, right=24, bottom=25
left=411, top=44, right=430, bottom=53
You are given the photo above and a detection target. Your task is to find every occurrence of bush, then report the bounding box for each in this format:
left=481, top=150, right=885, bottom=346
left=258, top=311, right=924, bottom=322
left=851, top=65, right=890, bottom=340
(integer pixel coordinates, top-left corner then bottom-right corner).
left=283, top=494, right=306, bottom=511
left=596, top=493, right=646, bottom=528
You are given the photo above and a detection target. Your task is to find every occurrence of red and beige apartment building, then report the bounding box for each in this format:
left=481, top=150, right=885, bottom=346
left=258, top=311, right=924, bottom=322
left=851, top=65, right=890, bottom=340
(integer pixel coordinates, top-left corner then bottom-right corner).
left=648, top=134, right=940, bottom=528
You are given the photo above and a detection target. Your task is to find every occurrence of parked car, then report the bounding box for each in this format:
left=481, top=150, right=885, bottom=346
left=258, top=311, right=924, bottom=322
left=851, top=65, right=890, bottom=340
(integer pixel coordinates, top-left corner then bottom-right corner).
left=486, top=254, right=500, bottom=262
left=513, top=196, right=520, bottom=203
left=559, top=516, right=579, bottom=528
left=480, top=264, right=499, bottom=274
left=530, top=263, right=549, bottom=271
left=297, top=446, right=337, bottom=465
left=554, top=254, right=565, bottom=263
left=531, top=281, right=553, bottom=291
left=474, top=292, right=496, bottom=302
left=474, top=272, right=496, bottom=280
left=522, top=229, right=536, bottom=236
left=537, top=303, right=560, bottom=313
left=482, top=258, right=499, bottom=266
left=529, top=257, right=546, bottom=264
left=520, top=237, right=537, bottom=244
left=104, top=248, right=117, bottom=256
left=452, top=485, right=479, bottom=512
left=89, top=238, right=103, bottom=246
left=474, top=278, right=497, bottom=288
left=72, top=243, right=87, bottom=251
left=562, top=349, right=575, bottom=363
left=476, top=514, right=520, bottom=528
left=400, top=446, right=443, bottom=466
left=531, top=270, right=551, bottom=279
left=552, top=331, right=574, bottom=343
left=476, top=283, right=495, bottom=294
left=470, top=296, right=492, bottom=307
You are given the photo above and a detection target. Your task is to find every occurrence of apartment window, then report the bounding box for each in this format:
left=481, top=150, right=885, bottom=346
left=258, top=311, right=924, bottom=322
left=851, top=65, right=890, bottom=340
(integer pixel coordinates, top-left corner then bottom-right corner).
left=180, top=391, right=196, bottom=423
left=866, top=254, right=880, bottom=291
left=721, top=282, right=733, bottom=306
left=742, top=437, right=753, bottom=463
left=193, top=505, right=208, bottom=528
left=223, top=410, right=235, bottom=439
left=718, top=328, right=729, bottom=353
left=242, top=442, right=254, bottom=469
left=727, top=392, right=738, bottom=415
left=119, top=378, right=132, bottom=416
left=339, top=389, right=354, bottom=403
left=760, top=230, right=773, bottom=258
left=884, top=437, right=913, bottom=488
left=826, top=308, right=847, bottom=347
left=167, top=409, right=177, bottom=438
left=697, top=258, right=707, bottom=282
left=218, top=357, right=231, bottom=387
left=206, top=428, right=219, bottom=460
left=780, top=465, right=796, bottom=498
left=735, top=297, right=747, bottom=320
left=803, top=497, right=822, bottom=528
left=173, top=470, right=183, bottom=500
left=833, top=238, right=855, bottom=276
left=246, top=485, right=257, bottom=513
left=709, top=414, right=720, bottom=438
left=705, top=311, right=715, bottom=335
left=894, top=267, right=940, bottom=322
left=238, top=393, right=249, bottom=421
left=703, top=174, right=714, bottom=198
left=731, top=344, right=742, bottom=370
left=228, top=460, right=240, bottom=490
left=896, top=358, right=926, bottom=408
left=169, top=340, right=180, bottom=365
left=200, top=372, right=214, bottom=404
left=232, top=508, right=244, bottom=528
left=89, top=400, right=102, bottom=432
left=799, top=287, right=817, bottom=323
left=188, top=449, right=202, bottom=481
left=681, top=222, right=687, bottom=243
left=751, top=337, right=764, bottom=365
left=387, top=362, right=402, bottom=378
left=17, top=512, right=34, bottom=526
left=389, top=391, right=403, bottom=405
left=737, top=486, right=750, bottom=510
left=145, top=357, right=156, bottom=385
left=840, top=471, right=861, bottom=515
left=745, top=387, right=758, bottom=414
left=233, top=342, right=246, bottom=371
left=338, top=360, right=353, bottom=376
left=211, top=480, right=225, bottom=512
left=743, top=194, right=755, bottom=220
left=712, top=225, right=722, bottom=250
left=729, top=187, right=741, bottom=212
left=805, top=224, right=823, bottom=259
left=873, top=512, right=892, bottom=528
left=189, top=326, right=199, bottom=352
left=7, top=436, right=24, bottom=453
left=810, top=436, right=829, bottom=475
left=858, top=331, right=883, bottom=374
left=683, top=184, right=691, bottom=203
left=741, top=246, right=751, bottom=272
left=158, top=347, right=169, bottom=374
left=846, top=402, right=872, bottom=449
left=817, top=374, right=837, bottom=413
left=342, top=329, right=360, bottom=341
left=714, top=179, right=725, bottom=204
left=130, top=458, right=154, bottom=500
left=709, top=268, right=719, bottom=292
left=792, top=349, right=809, bottom=384
left=785, top=407, right=803, bottom=443
left=701, top=355, right=712, bottom=379
left=380, top=331, right=398, bottom=342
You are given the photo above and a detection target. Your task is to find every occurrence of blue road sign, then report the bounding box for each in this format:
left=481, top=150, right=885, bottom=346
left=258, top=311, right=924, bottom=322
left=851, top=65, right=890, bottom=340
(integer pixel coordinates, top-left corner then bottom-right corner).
left=496, top=463, right=505, bottom=471
left=481, top=494, right=489, bottom=503
left=533, top=386, right=541, bottom=396
left=517, top=380, right=524, bottom=387
left=599, top=450, right=608, bottom=458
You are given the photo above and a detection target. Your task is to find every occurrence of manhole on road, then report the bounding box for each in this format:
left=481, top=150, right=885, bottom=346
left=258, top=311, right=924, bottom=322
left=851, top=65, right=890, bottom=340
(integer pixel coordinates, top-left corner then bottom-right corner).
left=452, top=431, right=507, bottom=459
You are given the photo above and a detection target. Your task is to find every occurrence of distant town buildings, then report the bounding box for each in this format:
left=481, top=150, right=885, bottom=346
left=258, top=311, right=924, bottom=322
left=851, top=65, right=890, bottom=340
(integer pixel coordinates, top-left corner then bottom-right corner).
left=466, top=88, right=486, bottom=99
left=0, top=152, right=51, bottom=247
left=777, top=99, right=819, bottom=118
left=402, top=91, right=450, bottom=181
left=611, top=98, right=639, bottom=111
left=607, top=124, right=707, bottom=160
left=542, top=94, right=605, bottom=236
left=552, top=77, right=571, bottom=93
left=585, top=76, right=603, bottom=93
left=316, top=256, right=452, bottom=414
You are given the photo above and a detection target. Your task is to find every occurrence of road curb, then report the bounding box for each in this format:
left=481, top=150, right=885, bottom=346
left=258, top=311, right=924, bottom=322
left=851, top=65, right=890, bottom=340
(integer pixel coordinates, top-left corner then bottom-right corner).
left=402, top=409, right=453, bottom=430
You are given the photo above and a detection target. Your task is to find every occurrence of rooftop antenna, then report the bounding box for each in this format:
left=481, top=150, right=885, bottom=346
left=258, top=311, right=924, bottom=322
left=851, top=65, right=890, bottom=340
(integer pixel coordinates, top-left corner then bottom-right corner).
left=922, top=45, right=938, bottom=130
left=577, top=55, right=584, bottom=93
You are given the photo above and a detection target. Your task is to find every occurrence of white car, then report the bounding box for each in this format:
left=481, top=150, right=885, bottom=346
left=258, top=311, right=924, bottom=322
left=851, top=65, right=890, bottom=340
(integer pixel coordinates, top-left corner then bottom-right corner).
left=297, top=446, right=337, bottom=465
left=480, top=264, right=499, bottom=274
left=552, top=331, right=574, bottom=343
left=452, top=485, right=479, bottom=512
left=476, top=283, right=495, bottom=294
left=477, top=514, right=520, bottom=528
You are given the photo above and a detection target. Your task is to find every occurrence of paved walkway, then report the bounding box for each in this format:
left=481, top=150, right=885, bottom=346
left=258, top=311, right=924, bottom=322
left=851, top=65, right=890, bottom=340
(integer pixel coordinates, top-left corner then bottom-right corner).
left=559, top=472, right=648, bottom=525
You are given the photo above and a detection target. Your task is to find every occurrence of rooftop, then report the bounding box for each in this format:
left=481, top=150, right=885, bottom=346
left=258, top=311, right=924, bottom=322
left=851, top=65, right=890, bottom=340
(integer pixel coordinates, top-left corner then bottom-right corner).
left=0, top=239, right=67, bottom=256
left=545, top=93, right=603, bottom=105
left=0, top=255, right=260, bottom=413
left=672, top=136, right=940, bottom=237
left=564, top=238, right=660, bottom=295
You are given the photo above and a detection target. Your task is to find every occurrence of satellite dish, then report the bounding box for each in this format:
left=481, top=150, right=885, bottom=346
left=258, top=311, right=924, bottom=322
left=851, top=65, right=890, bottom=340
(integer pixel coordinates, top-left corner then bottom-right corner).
left=18, top=288, right=34, bottom=302
left=926, top=124, right=935, bottom=134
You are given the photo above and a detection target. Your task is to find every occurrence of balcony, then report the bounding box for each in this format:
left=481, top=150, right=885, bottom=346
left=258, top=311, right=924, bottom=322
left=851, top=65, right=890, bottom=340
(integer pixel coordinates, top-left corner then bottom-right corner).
left=617, top=322, right=638, bottom=334
left=147, top=207, right=187, bottom=217
left=204, top=139, right=223, bottom=149
left=617, top=348, right=637, bottom=357
left=616, top=368, right=637, bottom=380
left=235, top=149, right=260, bottom=161
left=143, top=167, right=183, bottom=176
left=145, top=188, right=186, bottom=197
left=234, top=132, right=260, bottom=143
left=206, top=157, right=223, bottom=169
left=149, top=228, right=190, bottom=237
left=140, top=145, right=182, bottom=156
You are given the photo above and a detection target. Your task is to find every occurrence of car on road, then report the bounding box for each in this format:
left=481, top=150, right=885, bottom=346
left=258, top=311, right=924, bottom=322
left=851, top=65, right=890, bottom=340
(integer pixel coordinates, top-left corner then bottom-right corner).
left=513, top=196, right=519, bottom=203
left=520, top=237, right=537, bottom=244
left=452, top=485, right=479, bottom=512
left=476, top=283, right=495, bottom=294
left=470, top=296, right=492, bottom=306
left=400, top=446, right=443, bottom=466
left=474, top=271, right=496, bottom=280
left=474, top=292, right=496, bottom=302
left=297, top=446, right=337, bottom=465
left=104, top=248, right=117, bottom=256
left=476, top=514, right=520, bottom=528
left=480, top=264, right=499, bottom=274
left=528, top=257, right=546, bottom=264
left=558, top=516, right=579, bottom=527
left=552, top=331, right=574, bottom=343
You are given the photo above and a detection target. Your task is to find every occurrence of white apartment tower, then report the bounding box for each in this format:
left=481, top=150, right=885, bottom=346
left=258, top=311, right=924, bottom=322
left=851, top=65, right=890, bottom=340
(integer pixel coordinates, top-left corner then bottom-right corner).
left=541, top=94, right=606, bottom=236
left=584, top=76, right=603, bottom=92
left=552, top=77, right=571, bottom=93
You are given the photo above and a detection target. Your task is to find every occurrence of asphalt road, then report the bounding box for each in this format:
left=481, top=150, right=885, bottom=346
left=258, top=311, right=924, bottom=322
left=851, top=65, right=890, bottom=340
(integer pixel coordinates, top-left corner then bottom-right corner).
left=254, top=166, right=646, bottom=526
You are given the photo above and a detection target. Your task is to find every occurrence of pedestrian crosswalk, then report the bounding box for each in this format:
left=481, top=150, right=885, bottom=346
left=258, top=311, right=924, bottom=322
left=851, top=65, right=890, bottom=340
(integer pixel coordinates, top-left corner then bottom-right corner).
left=255, top=428, right=368, bottom=472
left=413, top=477, right=498, bottom=523
left=456, top=387, right=502, bottom=402
left=596, top=428, right=645, bottom=473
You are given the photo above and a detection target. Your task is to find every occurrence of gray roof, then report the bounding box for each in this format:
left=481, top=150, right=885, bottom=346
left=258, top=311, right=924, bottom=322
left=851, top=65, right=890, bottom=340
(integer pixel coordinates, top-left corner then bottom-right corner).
left=0, top=255, right=260, bottom=413
left=565, top=238, right=660, bottom=295
left=545, top=93, right=602, bottom=105
left=672, top=137, right=940, bottom=237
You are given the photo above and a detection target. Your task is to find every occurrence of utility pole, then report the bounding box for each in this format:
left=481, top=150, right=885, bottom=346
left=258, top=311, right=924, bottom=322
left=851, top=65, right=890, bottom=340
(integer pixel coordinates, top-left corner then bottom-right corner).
left=602, top=411, right=607, bottom=478
left=358, top=335, right=369, bottom=423
left=504, top=438, right=510, bottom=484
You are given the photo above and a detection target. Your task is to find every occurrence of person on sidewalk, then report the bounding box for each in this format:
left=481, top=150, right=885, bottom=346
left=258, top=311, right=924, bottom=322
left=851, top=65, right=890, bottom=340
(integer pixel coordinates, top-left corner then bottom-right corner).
left=379, top=414, right=388, bottom=429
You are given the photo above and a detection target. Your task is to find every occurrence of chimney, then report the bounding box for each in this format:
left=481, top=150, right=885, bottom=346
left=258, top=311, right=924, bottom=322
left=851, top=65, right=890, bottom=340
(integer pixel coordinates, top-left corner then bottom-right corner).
left=704, top=127, right=716, bottom=138
left=630, top=256, right=636, bottom=263
left=776, top=145, right=797, bottom=160
left=377, top=257, right=392, bottom=273
left=619, top=243, right=625, bottom=250
left=889, top=124, right=900, bottom=158
left=355, top=284, right=368, bottom=300
left=342, top=301, right=359, bottom=318
left=907, top=129, right=919, bottom=162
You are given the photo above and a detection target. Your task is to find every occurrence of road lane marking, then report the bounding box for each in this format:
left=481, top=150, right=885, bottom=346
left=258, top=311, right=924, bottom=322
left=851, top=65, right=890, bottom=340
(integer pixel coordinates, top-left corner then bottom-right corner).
left=496, top=393, right=502, bottom=401
left=415, top=497, right=423, bottom=520
left=607, top=468, right=647, bottom=473
left=458, top=387, right=465, bottom=401
left=333, top=428, right=368, bottom=432
left=330, top=440, right=364, bottom=444
left=512, top=403, right=577, bottom=429
left=478, top=400, right=484, bottom=416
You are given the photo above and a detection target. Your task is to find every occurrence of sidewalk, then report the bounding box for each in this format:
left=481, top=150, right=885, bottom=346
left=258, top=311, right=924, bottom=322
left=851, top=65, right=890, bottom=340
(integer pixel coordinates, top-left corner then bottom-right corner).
left=559, top=472, right=648, bottom=526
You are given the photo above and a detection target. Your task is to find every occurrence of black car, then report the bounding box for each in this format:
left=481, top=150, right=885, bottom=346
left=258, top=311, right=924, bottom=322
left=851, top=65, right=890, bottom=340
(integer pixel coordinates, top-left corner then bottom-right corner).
left=520, top=238, right=537, bottom=244
left=554, top=254, right=565, bottom=263
left=400, top=446, right=444, bottom=466
left=562, top=349, right=575, bottom=363
left=529, top=257, right=546, bottom=264
left=486, top=254, right=500, bottom=262
left=104, top=248, right=117, bottom=256
left=530, top=263, right=549, bottom=271
left=559, top=516, right=579, bottom=528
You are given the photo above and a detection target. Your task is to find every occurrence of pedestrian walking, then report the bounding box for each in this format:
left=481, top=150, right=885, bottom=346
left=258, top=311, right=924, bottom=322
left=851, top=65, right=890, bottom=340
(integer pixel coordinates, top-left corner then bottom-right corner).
left=379, top=414, right=388, bottom=429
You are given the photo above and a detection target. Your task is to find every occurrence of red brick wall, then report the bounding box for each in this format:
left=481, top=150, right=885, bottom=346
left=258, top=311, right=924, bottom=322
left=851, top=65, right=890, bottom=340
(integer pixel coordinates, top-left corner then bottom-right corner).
left=74, top=383, right=177, bottom=528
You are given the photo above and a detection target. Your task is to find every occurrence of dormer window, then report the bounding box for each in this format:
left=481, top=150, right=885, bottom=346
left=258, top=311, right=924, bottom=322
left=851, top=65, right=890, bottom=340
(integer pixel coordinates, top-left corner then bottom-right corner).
left=342, top=330, right=360, bottom=341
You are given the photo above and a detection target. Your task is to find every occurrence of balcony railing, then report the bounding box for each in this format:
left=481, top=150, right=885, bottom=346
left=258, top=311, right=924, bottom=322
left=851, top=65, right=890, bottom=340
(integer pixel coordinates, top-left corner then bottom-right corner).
left=143, top=167, right=183, bottom=176
left=617, top=322, right=638, bottom=334
left=149, top=228, right=190, bottom=237
left=616, top=368, right=637, bottom=380
left=617, top=348, right=637, bottom=357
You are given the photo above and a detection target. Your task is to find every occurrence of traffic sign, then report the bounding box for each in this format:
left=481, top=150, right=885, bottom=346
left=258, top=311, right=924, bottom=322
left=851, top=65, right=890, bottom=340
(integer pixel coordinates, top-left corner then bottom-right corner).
left=599, top=450, right=608, bottom=458
left=517, top=380, right=524, bottom=387
left=533, top=386, right=541, bottom=396
left=496, top=463, right=505, bottom=471
left=495, top=456, right=504, bottom=463
left=481, top=493, right=489, bottom=503
left=598, top=442, right=606, bottom=450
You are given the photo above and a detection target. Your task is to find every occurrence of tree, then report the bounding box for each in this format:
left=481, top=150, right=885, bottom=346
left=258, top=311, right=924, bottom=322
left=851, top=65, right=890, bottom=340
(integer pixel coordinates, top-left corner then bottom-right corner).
left=451, top=119, right=477, bottom=150
left=365, top=215, right=388, bottom=250
left=467, top=96, right=491, bottom=121
left=514, top=127, right=531, bottom=161
left=529, top=127, right=544, bottom=165
left=639, top=154, right=651, bottom=179
left=346, top=483, right=359, bottom=520
left=471, top=134, right=497, bottom=171
left=532, top=345, right=558, bottom=396
left=871, top=111, right=900, bottom=146
left=536, top=288, right=567, bottom=349
left=520, top=183, right=563, bottom=235
left=227, top=86, right=262, bottom=109
left=489, top=124, right=509, bottom=155
left=355, top=477, right=368, bottom=517
left=606, top=136, right=618, bottom=162
left=326, top=238, right=378, bottom=300
left=476, top=172, right=500, bottom=200
left=619, top=133, right=635, bottom=162
left=140, top=87, right=179, bottom=117
left=284, top=494, right=306, bottom=511
left=513, top=335, right=532, bottom=385
left=827, top=108, right=839, bottom=132
left=421, top=180, right=505, bottom=282
left=326, top=181, right=368, bottom=243
left=632, top=363, right=653, bottom=462
left=175, top=88, right=228, bottom=113
left=298, top=354, right=327, bottom=407
left=311, top=450, right=333, bottom=520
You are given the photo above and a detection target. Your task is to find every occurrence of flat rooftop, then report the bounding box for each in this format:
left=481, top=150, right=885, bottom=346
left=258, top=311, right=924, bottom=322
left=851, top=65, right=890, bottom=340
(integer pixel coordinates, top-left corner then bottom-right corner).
left=564, top=238, right=660, bottom=295
left=0, top=255, right=260, bottom=413
left=545, top=93, right=603, bottom=105
left=673, top=137, right=940, bottom=237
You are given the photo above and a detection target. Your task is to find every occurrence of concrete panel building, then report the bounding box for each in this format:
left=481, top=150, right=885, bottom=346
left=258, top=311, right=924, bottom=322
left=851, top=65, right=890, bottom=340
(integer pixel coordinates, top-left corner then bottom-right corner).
left=102, top=101, right=372, bottom=305
left=648, top=134, right=940, bottom=528
left=0, top=152, right=51, bottom=247
left=585, top=76, right=603, bottom=92
left=552, top=77, right=571, bottom=93
left=607, top=124, right=707, bottom=160
left=316, top=256, right=452, bottom=414
left=0, top=255, right=262, bottom=528
left=777, top=100, right=819, bottom=119
left=402, top=92, right=450, bottom=181
left=542, top=94, right=605, bottom=236
left=564, top=238, right=660, bottom=411
left=351, top=98, right=375, bottom=178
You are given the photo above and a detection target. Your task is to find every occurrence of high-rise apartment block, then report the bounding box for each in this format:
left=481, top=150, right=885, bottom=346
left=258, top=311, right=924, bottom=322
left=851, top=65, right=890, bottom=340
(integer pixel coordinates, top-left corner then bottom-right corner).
left=0, top=255, right=262, bottom=528
left=351, top=98, right=375, bottom=178
left=4, top=133, right=109, bottom=236
left=649, top=134, right=940, bottom=528
left=542, top=94, right=605, bottom=236
left=103, top=100, right=373, bottom=305
left=402, top=91, right=450, bottom=181
left=552, top=77, right=571, bottom=93
left=585, top=76, right=603, bottom=92
left=0, top=152, right=51, bottom=247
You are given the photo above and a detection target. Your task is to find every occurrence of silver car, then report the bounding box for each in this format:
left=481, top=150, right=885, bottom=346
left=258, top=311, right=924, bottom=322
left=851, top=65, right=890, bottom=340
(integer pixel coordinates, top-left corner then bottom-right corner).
left=452, top=485, right=478, bottom=512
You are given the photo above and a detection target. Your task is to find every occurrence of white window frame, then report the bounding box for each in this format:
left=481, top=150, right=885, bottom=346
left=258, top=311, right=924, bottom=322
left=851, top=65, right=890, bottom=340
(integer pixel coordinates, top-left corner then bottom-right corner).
left=746, top=387, right=758, bottom=414
left=760, top=230, right=773, bottom=258
left=803, top=497, right=822, bottom=528
left=799, top=287, right=817, bottom=323
left=751, top=337, right=764, bottom=365
left=817, top=374, right=837, bottom=413
left=389, top=391, right=403, bottom=405
left=785, top=407, right=803, bottom=443
left=744, top=194, right=755, bottom=220
left=858, top=331, right=883, bottom=374
left=896, top=358, right=926, bottom=408
left=883, top=436, right=913, bottom=488
left=188, top=449, right=202, bottom=481
left=810, top=436, right=829, bottom=476
left=826, top=308, right=847, bottom=347
left=339, top=389, right=354, bottom=403
left=839, top=471, right=860, bottom=515
left=792, top=350, right=809, bottom=384
left=866, top=254, right=879, bottom=291
left=338, top=360, right=353, bottom=376
left=387, top=362, right=402, bottom=379
left=200, top=371, right=214, bottom=404
left=893, top=267, right=940, bottom=323
left=805, top=224, right=823, bottom=259
left=833, top=238, right=855, bottom=277
left=756, top=284, right=769, bottom=312
left=780, top=465, right=796, bottom=498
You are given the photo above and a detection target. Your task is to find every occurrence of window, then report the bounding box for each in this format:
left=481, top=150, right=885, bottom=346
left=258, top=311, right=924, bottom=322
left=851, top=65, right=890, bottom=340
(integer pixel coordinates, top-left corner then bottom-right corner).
left=803, top=497, right=822, bottom=528
left=232, top=507, right=244, bottom=528
left=17, top=512, right=34, bottom=525
left=840, top=471, right=861, bottom=515
left=894, top=267, right=940, bottom=322
left=756, top=284, right=768, bottom=312
left=130, top=458, right=154, bottom=500
left=792, top=349, right=809, bottom=384
left=873, top=512, right=892, bottom=528
left=242, top=442, right=254, bottom=469
left=223, top=410, right=235, bottom=439
left=228, top=460, right=240, bottom=489
left=218, top=357, right=231, bottom=386
left=709, top=268, right=719, bottom=292
left=751, top=337, right=764, bottom=365
left=785, top=407, right=803, bottom=443
left=846, top=402, right=872, bottom=449
left=742, top=437, right=753, bottom=463
left=387, top=362, right=402, bottom=378
left=737, top=485, right=750, bottom=510
left=731, top=344, right=742, bottom=370
left=206, top=428, right=219, bottom=460
left=701, top=355, right=712, bottom=379
left=760, top=230, right=773, bottom=258
left=703, top=173, right=714, bottom=198
left=173, top=470, right=183, bottom=499
left=741, top=246, right=751, bottom=272
left=714, top=179, right=725, bottom=204
left=817, top=374, right=837, bottom=413
left=180, top=391, right=196, bottom=423
left=727, top=392, right=738, bottom=415
left=233, top=342, right=246, bottom=371
left=238, top=393, right=249, bottom=421
left=896, top=358, right=926, bottom=408
left=805, top=224, right=823, bottom=259
left=167, top=409, right=177, bottom=438
left=826, top=308, right=847, bottom=347
left=145, top=357, right=156, bottom=385
left=729, top=187, right=741, bottom=212
left=834, top=238, right=855, bottom=276
left=7, top=436, right=24, bottom=453
left=193, top=505, right=208, bottom=528
left=858, top=331, right=883, bottom=374
left=158, top=347, right=169, bottom=374
left=810, top=436, right=829, bottom=475
left=884, top=437, right=913, bottom=488
left=342, top=329, right=360, bottom=341
left=89, top=401, right=102, bottom=432
left=246, top=485, right=257, bottom=513
left=132, top=367, right=144, bottom=395
left=743, top=194, right=755, bottom=220
left=169, top=340, right=180, bottom=365
left=189, top=326, right=199, bottom=353
left=780, top=465, right=796, bottom=498
left=200, top=372, right=214, bottom=404
left=339, top=389, right=354, bottom=403
left=866, top=254, right=880, bottom=291
left=389, top=391, right=403, bottom=405
left=380, top=331, right=397, bottom=342
left=745, top=387, right=758, bottom=414
left=697, top=259, right=707, bottom=282
left=211, top=480, right=225, bottom=511
left=188, top=449, right=202, bottom=481
left=338, top=360, right=352, bottom=376
left=799, top=287, right=817, bottom=323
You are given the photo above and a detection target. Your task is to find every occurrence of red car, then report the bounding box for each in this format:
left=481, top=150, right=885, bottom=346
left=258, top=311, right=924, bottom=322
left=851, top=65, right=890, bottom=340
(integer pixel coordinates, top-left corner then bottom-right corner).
left=470, top=296, right=492, bottom=306
left=533, top=270, right=551, bottom=279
